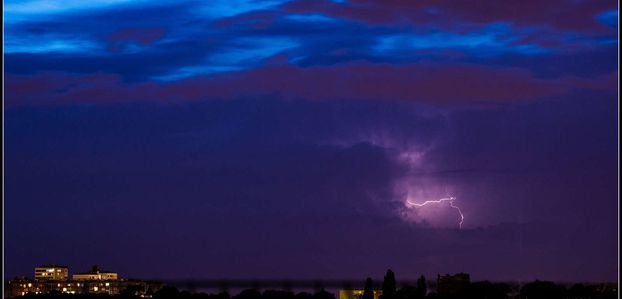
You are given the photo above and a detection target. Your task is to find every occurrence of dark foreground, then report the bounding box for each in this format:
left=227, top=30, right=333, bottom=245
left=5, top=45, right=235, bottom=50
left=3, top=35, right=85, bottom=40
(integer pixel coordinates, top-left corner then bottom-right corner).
left=8, top=280, right=619, bottom=299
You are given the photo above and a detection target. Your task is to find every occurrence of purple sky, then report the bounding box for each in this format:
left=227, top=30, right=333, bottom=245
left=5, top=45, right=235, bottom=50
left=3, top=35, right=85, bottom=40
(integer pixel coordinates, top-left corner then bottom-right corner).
left=4, top=0, right=618, bottom=283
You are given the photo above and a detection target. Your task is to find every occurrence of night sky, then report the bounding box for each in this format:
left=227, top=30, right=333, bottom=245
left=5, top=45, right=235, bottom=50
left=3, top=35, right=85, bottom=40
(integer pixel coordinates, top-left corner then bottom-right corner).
left=4, top=0, right=618, bottom=283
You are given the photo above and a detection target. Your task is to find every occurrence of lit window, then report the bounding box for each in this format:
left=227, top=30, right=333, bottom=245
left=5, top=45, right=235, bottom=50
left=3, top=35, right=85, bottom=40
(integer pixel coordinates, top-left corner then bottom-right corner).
left=28, top=283, right=32, bottom=287
left=105, top=283, right=110, bottom=286
left=63, top=288, right=67, bottom=292
left=58, top=284, right=61, bottom=287
left=94, top=287, right=99, bottom=291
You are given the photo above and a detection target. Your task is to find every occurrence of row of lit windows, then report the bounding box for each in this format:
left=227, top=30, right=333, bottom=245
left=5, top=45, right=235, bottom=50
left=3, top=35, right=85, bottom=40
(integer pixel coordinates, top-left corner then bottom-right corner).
left=35, top=269, right=66, bottom=273
left=38, top=272, right=67, bottom=277
left=19, top=282, right=110, bottom=288
left=21, top=290, right=77, bottom=296
left=18, top=286, right=112, bottom=295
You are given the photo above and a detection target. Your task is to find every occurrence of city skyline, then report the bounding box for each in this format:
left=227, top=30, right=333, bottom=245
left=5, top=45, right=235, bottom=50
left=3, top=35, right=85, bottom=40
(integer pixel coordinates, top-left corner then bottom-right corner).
left=6, top=265, right=618, bottom=299
left=4, top=0, right=619, bottom=283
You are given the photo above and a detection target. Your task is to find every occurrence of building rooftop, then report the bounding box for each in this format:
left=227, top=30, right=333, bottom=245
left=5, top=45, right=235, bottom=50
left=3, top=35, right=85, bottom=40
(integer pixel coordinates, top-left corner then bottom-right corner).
left=74, top=265, right=116, bottom=275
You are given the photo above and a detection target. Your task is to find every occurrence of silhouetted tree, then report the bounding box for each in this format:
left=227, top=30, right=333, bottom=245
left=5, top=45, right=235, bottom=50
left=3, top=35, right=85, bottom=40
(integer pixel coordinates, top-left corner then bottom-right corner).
left=210, top=292, right=231, bottom=299
left=294, top=292, right=313, bottom=299
left=120, top=285, right=145, bottom=298
left=179, top=291, right=193, bottom=299
left=363, top=278, right=374, bottom=299
left=312, top=290, right=335, bottom=299
left=192, top=292, right=210, bottom=299
left=466, top=281, right=509, bottom=299
left=568, top=284, right=617, bottom=299
left=263, top=290, right=294, bottom=299
left=415, top=276, right=426, bottom=299
left=520, top=280, right=563, bottom=299
left=566, top=284, right=588, bottom=299
left=424, top=292, right=440, bottom=299
left=396, top=285, right=417, bottom=299
left=154, top=286, right=180, bottom=299
left=382, top=270, right=396, bottom=299
left=233, top=289, right=261, bottom=299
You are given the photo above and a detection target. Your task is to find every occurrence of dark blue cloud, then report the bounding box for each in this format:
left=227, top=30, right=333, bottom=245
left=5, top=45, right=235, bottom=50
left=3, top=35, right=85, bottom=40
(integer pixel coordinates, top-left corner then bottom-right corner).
left=5, top=0, right=617, bottom=81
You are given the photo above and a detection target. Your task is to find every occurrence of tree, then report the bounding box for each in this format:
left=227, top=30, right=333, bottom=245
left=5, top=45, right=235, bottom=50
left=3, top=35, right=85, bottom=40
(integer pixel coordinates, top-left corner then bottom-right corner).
left=567, top=284, right=587, bottom=299
left=233, top=289, right=261, bottom=299
left=154, top=286, right=180, bottom=299
left=520, top=280, right=563, bottom=299
left=211, top=292, right=231, bottom=299
left=294, top=292, right=313, bottom=299
left=466, top=281, right=509, bottom=299
left=313, top=290, right=335, bottom=299
left=363, top=278, right=374, bottom=299
left=396, top=285, right=417, bottom=299
left=263, top=290, right=295, bottom=299
left=415, top=276, right=426, bottom=299
left=382, top=270, right=396, bottom=299
left=120, top=285, right=145, bottom=298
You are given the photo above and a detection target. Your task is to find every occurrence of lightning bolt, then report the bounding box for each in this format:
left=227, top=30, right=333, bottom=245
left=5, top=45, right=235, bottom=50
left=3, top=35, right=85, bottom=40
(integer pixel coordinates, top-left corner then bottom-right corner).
left=406, top=196, right=464, bottom=229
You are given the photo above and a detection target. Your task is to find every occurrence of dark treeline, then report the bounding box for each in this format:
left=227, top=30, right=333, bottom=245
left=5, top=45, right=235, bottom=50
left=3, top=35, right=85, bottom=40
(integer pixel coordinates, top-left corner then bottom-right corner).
left=153, top=287, right=336, bottom=299
left=372, top=269, right=616, bottom=299
left=15, top=289, right=336, bottom=299
left=12, top=269, right=618, bottom=299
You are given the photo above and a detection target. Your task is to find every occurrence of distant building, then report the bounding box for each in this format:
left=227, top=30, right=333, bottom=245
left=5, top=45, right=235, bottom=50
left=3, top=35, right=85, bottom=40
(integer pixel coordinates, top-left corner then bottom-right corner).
left=7, top=265, right=162, bottom=297
left=8, top=278, right=79, bottom=296
left=73, top=265, right=118, bottom=281
left=34, top=265, right=68, bottom=281
left=437, top=273, right=470, bottom=295
left=338, top=289, right=382, bottom=299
